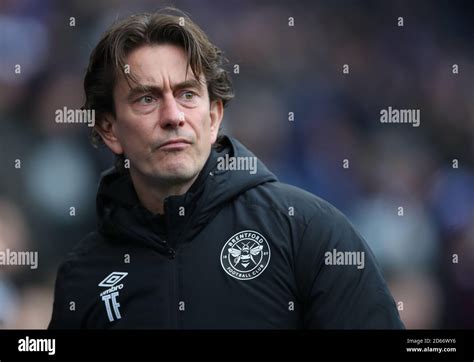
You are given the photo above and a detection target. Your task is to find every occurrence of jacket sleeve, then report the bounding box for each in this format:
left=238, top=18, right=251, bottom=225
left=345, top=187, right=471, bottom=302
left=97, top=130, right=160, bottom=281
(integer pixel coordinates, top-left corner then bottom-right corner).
left=48, top=261, right=80, bottom=329
left=295, top=201, right=405, bottom=329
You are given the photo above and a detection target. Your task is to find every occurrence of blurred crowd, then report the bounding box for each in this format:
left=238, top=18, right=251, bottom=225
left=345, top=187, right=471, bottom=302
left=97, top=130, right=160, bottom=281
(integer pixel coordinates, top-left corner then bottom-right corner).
left=0, top=0, right=472, bottom=328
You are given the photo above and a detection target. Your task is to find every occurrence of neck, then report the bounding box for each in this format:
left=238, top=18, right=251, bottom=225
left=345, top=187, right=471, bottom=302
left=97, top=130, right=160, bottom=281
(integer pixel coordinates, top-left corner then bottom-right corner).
left=130, top=170, right=199, bottom=215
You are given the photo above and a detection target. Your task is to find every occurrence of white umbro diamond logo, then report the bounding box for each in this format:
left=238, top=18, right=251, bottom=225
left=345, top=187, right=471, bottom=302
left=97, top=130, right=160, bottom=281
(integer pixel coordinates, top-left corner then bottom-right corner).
left=98, top=271, right=128, bottom=288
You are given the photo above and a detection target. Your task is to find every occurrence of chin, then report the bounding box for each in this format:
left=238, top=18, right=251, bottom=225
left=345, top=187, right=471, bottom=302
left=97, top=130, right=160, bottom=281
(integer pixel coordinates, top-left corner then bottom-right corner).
left=158, top=163, right=197, bottom=183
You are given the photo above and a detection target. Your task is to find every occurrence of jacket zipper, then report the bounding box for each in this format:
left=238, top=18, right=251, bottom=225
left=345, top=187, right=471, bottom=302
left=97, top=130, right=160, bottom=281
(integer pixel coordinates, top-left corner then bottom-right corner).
left=170, top=246, right=178, bottom=329
left=163, top=199, right=179, bottom=329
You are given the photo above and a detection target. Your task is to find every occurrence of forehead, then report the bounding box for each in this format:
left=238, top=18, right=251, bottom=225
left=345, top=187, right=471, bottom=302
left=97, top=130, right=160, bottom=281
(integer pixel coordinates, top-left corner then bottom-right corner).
left=123, top=44, right=202, bottom=85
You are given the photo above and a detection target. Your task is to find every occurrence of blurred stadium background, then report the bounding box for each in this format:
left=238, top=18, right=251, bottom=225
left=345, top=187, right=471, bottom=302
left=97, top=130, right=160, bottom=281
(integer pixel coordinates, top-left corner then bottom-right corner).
left=0, top=0, right=472, bottom=329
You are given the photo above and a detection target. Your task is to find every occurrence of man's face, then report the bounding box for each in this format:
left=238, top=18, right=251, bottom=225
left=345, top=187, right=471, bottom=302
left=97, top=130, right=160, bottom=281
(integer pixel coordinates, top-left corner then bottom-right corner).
left=103, top=44, right=223, bottom=186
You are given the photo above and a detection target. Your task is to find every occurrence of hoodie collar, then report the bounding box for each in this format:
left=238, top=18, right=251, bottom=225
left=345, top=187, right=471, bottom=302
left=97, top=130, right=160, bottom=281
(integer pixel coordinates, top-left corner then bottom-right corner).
left=96, top=136, right=277, bottom=250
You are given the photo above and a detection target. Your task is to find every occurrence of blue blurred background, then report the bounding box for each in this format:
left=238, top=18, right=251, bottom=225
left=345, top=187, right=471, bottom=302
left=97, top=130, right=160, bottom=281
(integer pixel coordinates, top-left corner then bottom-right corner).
left=0, top=0, right=473, bottom=329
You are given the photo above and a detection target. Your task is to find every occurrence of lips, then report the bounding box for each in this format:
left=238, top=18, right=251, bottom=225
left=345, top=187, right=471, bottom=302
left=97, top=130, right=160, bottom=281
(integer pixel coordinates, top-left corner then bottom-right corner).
left=158, top=138, right=192, bottom=150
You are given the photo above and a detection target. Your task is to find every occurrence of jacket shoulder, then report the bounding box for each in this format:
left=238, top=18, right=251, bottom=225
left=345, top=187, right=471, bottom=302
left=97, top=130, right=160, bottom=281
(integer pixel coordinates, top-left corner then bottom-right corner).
left=242, top=180, right=343, bottom=225
left=55, top=231, right=109, bottom=280
left=69, top=231, right=108, bottom=258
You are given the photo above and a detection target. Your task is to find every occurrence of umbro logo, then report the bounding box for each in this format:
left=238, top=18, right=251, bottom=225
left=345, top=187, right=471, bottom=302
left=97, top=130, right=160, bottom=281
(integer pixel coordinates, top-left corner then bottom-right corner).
left=98, top=271, right=128, bottom=288
left=98, top=272, right=128, bottom=322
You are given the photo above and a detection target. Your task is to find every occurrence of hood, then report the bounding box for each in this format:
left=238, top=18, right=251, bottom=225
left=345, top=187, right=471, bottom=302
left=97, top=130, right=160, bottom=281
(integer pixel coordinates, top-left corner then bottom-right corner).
left=95, top=136, right=277, bottom=252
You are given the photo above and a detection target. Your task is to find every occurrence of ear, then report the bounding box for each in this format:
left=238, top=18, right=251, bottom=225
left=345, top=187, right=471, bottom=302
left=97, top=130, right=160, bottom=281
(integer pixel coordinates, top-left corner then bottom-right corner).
left=94, top=114, right=124, bottom=155
left=209, top=99, right=224, bottom=143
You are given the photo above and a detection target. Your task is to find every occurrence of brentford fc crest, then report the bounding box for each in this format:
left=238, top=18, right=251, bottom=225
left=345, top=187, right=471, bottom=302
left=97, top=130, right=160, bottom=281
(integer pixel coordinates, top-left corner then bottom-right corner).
left=220, top=230, right=271, bottom=281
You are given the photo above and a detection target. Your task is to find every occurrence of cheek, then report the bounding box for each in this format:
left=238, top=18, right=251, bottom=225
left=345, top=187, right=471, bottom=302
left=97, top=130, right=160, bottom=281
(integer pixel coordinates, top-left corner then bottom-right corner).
left=115, top=116, right=153, bottom=153
left=193, top=109, right=212, bottom=139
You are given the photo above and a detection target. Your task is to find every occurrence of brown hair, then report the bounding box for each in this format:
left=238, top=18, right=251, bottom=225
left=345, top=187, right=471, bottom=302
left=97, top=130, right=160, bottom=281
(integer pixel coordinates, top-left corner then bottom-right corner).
left=83, top=8, right=234, bottom=148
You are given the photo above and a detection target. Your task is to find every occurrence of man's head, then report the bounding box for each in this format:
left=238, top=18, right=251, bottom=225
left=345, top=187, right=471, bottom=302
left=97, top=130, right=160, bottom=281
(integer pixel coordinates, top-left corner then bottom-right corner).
left=84, top=9, right=233, bottom=187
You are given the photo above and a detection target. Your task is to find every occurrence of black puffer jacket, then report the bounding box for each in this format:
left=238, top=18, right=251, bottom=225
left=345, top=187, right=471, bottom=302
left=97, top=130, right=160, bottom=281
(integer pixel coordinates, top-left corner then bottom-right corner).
left=49, top=136, right=404, bottom=329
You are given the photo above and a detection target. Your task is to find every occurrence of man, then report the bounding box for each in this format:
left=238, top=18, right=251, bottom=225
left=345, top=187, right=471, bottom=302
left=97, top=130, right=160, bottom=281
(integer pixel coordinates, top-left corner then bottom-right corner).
left=49, top=9, right=404, bottom=329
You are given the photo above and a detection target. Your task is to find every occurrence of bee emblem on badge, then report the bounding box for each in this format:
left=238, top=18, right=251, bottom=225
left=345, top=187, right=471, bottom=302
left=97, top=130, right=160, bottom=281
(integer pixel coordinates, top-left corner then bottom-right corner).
left=228, top=242, right=263, bottom=268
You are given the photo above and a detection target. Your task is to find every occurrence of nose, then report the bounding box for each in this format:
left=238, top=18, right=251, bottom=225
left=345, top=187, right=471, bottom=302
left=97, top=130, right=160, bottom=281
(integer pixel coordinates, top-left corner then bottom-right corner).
left=158, top=94, right=185, bottom=129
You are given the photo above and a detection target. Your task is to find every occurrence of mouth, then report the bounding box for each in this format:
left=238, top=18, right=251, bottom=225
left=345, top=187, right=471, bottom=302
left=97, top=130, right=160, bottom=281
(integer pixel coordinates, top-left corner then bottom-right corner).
left=158, top=138, right=192, bottom=151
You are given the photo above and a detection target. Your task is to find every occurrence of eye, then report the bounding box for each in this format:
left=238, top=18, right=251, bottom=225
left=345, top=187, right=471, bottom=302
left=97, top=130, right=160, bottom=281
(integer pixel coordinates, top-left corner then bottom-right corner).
left=181, top=91, right=196, bottom=101
left=137, top=95, right=155, bottom=104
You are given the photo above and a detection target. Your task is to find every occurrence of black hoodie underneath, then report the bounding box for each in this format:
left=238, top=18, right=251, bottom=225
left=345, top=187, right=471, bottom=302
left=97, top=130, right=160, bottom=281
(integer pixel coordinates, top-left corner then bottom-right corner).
left=49, top=136, right=404, bottom=329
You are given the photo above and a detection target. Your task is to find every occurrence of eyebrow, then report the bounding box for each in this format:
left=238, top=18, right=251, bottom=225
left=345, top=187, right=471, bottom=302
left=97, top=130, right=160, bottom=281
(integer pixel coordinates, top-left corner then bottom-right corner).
left=126, top=79, right=203, bottom=101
